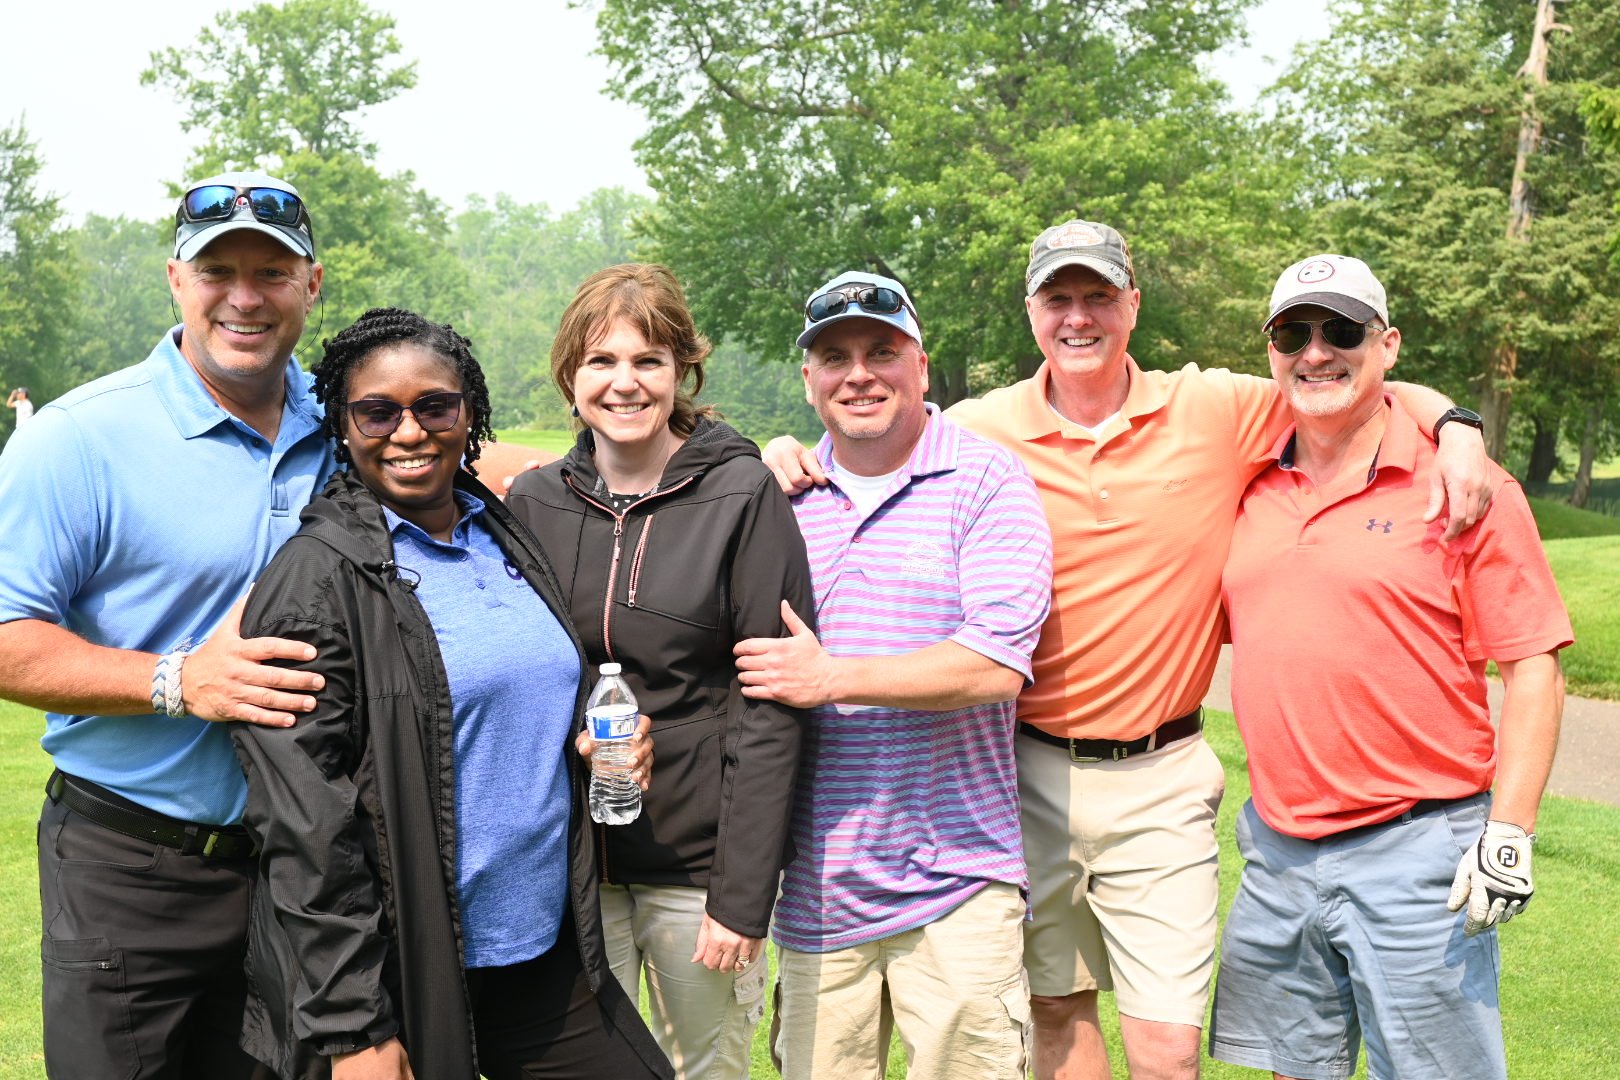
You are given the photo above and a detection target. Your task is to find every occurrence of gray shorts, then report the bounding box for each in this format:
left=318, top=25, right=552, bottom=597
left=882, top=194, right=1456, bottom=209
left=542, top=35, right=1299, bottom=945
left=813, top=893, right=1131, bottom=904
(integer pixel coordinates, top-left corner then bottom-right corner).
left=1209, top=794, right=1503, bottom=1080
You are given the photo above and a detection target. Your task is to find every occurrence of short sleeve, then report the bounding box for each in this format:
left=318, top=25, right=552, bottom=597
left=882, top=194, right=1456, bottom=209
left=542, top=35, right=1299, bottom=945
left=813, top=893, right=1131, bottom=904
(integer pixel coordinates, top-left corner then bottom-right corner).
left=1458, top=479, right=1573, bottom=663
left=947, top=448, right=1054, bottom=683
left=0, top=407, right=103, bottom=625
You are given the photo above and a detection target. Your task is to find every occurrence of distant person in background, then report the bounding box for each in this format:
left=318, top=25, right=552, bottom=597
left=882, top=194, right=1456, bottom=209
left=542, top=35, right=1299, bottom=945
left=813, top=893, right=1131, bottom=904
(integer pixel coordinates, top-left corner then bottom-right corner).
left=506, top=263, right=813, bottom=1080
left=1211, top=255, right=1570, bottom=1080
left=232, top=308, right=670, bottom=1080
left=6, top=386, right=32, bottom=427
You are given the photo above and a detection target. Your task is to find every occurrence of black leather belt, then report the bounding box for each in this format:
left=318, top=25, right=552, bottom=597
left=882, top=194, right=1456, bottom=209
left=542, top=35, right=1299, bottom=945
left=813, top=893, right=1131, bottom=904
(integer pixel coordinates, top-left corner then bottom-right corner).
left=46, top=770, right=258, bottom=860
left=1019, top=708, right=1204, bottom=763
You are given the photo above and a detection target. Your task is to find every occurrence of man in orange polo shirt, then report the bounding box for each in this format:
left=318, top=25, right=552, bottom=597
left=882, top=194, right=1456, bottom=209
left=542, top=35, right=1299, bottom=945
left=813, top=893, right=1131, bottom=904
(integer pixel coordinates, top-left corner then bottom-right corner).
left=1211, top=255, right=1568, bottom=1080
left=764, top=224, right=1493, bottom=1080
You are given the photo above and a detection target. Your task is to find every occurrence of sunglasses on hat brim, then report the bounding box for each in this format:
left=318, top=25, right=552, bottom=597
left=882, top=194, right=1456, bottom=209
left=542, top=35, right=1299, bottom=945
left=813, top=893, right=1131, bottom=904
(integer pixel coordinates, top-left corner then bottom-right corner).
left=178, top=184, right=311, bottom=235
left=805, top=284, right=916, bottom=325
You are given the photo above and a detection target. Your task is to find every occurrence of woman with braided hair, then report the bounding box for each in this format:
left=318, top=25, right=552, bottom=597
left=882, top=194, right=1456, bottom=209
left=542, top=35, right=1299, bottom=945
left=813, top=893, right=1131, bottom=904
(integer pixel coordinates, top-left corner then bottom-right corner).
left=230, top=308, right=672, bottom=1080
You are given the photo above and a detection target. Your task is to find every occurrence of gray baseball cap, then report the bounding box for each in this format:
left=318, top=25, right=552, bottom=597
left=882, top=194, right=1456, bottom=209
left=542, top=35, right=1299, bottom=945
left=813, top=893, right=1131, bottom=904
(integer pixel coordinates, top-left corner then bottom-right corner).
left=1264, top=254, right=1388, bottom=328
left=1025, top=218, right=1135, bottom=294
left=798, top=270, right=923, bottom=350
left=173, top=171, right=315, bottom=261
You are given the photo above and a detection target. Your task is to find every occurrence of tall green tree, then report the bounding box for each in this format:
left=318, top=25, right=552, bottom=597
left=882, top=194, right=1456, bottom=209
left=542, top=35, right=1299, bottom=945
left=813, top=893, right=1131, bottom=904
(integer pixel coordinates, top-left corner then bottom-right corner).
left=0, top=119, right=78, bottom=438
left=142, top=0, right=465, bottom=336
left=594, top=0, right=1302, bottom=401
left=142, top=0, right=416, bottom=166
left=1279, top=0, right=1620, bottom=468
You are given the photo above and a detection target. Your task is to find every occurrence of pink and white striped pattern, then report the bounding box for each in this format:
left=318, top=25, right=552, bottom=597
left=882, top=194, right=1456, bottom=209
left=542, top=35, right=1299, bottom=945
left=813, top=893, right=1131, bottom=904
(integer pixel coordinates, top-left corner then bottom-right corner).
left=774, top=407, right=1053, bottom=952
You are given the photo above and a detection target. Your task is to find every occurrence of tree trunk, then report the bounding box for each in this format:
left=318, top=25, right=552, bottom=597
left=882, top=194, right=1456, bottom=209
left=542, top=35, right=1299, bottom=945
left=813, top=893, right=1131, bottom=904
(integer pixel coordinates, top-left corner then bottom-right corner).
left=1571, top=398, right=1601, bottom=508
left=934, top=359, right=968, bottom=408
left=1015, top=352, right=1043, bottom=382
left=1524, top=415, right=1560, bottom=490
left=1484, top=0, right=1565, bottom=462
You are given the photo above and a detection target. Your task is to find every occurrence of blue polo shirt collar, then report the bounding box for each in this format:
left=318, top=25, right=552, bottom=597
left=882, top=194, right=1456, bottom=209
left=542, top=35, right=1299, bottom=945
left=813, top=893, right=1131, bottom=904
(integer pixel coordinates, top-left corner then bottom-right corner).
left=151, top=325, right=323, bottom=446
left=382, top=489, right=487, bottom=548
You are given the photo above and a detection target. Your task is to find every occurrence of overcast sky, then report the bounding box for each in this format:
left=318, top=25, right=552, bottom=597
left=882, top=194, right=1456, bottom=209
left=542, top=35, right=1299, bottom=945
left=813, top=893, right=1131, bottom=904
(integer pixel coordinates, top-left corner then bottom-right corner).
left=3, top=0, right=1328, bottom=225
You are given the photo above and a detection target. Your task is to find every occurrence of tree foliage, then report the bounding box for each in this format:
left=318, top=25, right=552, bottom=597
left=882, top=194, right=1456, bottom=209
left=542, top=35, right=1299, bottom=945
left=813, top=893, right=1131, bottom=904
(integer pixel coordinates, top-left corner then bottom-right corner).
left=594, top=0, right=1298, bottom=402
left=142, top=0, right=417, bottom=165
left=0, top=119, right=78, bottom=440
left=143, top=0, right=464, bottom=337
left=1277, top=0, right=1620, bottom=466
left=448, top=188, right=652, bottom=429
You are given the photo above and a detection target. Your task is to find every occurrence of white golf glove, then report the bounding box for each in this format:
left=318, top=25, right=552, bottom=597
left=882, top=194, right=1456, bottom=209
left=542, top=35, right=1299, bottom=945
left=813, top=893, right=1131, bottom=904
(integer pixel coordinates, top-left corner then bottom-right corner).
left=1447, top=820, right=1534, bottom=936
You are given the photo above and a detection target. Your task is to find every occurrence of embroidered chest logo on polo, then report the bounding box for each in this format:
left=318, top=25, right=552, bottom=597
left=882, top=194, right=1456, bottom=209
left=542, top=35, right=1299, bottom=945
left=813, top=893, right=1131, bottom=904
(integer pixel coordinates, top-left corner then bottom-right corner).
left=1366, top=518, right=1393, bottom=534
left=900, top=541, right=951, bottom=581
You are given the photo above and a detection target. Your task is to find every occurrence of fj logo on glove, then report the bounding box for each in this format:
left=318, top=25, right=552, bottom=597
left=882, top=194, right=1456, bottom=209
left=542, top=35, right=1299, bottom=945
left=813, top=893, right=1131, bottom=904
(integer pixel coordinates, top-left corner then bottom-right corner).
left=1498, top=846, right=1518, bottom=867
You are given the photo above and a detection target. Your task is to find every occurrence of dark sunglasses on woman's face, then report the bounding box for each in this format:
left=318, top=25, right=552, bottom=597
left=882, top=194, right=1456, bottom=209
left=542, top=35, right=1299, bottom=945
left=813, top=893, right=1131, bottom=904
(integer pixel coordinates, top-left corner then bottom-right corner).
left=179, top=184, right=309, bottom=229
left=804, top=284, right=915, bottom=324
left=1267, top=317, right=1382, bottom=356
left=346, top=392, right=465, bottom=438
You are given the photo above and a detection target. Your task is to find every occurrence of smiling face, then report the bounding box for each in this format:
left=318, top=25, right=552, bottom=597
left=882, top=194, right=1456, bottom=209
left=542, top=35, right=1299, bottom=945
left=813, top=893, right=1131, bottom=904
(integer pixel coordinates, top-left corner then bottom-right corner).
left=802, top=318, right=929, bottom=473
left=1268, top=303, right=1400, bottom=421
left=167, top=230, right=322, bottom=399
left=572, top=317, right=680, bottom=452
left=1025, top=263, right=1139, bottom=388
left=342, top=343, right=469, bottom=537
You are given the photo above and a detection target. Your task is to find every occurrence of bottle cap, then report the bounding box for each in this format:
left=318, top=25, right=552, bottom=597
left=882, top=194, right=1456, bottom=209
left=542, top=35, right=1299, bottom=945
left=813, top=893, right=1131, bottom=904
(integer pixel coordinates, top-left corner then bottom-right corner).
left=599, top=663, right=622, bottom=676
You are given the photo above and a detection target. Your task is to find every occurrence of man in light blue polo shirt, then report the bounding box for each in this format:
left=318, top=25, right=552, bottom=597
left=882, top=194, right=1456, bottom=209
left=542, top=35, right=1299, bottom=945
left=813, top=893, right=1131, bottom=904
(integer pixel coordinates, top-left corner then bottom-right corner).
left=0, top=172, right=333, bottom=1078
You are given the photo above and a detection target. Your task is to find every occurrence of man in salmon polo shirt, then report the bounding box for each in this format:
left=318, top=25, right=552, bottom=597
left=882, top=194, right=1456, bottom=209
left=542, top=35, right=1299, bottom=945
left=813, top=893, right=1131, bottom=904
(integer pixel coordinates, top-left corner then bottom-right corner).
left=764, top=221, right=1496, bottom=1080
left=1210, top=254, right=1570, bottom=1080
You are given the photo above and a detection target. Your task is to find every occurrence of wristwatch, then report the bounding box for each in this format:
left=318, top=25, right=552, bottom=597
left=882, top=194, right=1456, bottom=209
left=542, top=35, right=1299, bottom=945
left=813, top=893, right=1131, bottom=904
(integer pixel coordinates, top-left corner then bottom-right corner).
left=1433, top=406, right=1484, bottom=443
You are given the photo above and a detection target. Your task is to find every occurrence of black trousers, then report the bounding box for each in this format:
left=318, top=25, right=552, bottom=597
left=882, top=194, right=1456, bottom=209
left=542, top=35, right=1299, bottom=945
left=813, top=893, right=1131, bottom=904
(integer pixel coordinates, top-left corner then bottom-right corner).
left=466, top=926, right=668, bottom=1080
left=38, top=795, right=272, bottom=1080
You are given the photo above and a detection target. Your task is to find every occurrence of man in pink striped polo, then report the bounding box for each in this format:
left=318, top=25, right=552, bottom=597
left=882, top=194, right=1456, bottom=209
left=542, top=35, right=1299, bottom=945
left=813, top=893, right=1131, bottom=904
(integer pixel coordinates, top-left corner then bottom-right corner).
left=734, top=271, right=1053, bottom=1079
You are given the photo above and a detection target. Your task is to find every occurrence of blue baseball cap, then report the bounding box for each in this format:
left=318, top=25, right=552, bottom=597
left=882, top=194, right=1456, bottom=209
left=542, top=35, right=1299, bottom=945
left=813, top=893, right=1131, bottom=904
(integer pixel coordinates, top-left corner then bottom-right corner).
left=797, top=270, right=923, bottom=350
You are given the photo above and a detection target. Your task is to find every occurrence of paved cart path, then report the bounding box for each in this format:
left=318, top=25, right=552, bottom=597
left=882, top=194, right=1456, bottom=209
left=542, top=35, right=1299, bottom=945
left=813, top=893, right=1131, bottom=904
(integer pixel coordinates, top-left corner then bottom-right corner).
left=1203, top=646, right=1619, bottom=807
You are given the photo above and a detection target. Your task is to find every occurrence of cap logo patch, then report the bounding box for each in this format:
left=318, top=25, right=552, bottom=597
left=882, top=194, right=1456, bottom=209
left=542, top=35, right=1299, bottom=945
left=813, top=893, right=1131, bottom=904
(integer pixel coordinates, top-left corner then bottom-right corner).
left=1297, top=259, right=1336, bottom=284
left=1048, top=223, right=1105, bottom=250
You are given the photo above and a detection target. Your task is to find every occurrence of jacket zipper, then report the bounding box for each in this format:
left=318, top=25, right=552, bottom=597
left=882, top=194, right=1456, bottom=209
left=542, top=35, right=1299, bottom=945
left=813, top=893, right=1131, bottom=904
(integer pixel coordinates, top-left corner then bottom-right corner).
left=563, top=473, right=696, bottom=887
left=627, top=515, right=654, bottom=608
left=565, top=474, right=696, bottom=660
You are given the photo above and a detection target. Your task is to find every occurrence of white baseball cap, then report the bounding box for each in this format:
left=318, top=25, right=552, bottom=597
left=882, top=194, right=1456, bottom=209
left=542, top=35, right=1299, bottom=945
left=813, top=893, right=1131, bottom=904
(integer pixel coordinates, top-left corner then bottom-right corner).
left=1264, top=254, right=1389, bottom=328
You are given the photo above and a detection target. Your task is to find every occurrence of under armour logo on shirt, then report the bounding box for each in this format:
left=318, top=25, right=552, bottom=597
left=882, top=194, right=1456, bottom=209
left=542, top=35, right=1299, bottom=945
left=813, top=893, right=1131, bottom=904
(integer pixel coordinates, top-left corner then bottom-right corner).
left=1366, top=519, right=1393, bottom=533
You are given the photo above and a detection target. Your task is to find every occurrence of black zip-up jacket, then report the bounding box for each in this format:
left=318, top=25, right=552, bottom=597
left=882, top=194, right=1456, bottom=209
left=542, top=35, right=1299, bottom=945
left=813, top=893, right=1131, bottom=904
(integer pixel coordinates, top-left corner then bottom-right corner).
left=231, top=470, right=670, bottom=1080
left=506, top=418, right=814, bottom=938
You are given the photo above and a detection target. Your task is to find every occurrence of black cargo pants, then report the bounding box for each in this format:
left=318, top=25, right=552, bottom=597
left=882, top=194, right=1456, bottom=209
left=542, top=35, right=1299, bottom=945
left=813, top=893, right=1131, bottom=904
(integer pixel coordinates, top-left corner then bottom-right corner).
left=37, top=795, right=272, bottom=1080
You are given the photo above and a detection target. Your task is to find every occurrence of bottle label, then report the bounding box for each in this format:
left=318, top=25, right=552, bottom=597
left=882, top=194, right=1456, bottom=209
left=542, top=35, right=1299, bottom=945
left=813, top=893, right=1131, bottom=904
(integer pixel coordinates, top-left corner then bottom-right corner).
left=589, top=703, right=638, bottom=741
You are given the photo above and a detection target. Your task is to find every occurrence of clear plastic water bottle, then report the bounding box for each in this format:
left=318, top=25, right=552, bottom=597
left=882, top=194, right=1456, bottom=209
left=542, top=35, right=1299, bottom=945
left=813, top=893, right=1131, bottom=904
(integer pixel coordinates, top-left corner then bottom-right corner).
left=587, top=663, right=642, bottom=825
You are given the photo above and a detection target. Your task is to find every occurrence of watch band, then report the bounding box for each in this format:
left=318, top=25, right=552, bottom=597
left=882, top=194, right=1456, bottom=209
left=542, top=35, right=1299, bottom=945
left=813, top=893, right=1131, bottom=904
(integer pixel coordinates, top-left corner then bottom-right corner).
left=1433, top=406, right=1484, bottom=443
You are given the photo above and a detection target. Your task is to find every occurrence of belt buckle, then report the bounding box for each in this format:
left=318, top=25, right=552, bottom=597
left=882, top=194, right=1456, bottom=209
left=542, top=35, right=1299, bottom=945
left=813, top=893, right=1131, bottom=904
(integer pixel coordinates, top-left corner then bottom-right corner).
left=1068, top=742, right=1103, bottom=764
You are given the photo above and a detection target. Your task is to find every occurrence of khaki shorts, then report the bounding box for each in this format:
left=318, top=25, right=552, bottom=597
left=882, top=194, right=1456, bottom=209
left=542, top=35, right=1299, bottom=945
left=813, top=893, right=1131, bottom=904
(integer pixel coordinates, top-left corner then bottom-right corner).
left=599, top=882, right=766, bottom=1080
left=1018, top=733, right=1224, bottom=1026
left=772, top=882, right=1030, bottom=1080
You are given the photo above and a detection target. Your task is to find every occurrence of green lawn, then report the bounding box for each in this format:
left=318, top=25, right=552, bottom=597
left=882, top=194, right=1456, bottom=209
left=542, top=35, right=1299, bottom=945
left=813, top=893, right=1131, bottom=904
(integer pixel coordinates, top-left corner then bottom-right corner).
left=3, top=703, right=1614, bottom=1079
left=1527, top=495, right=1620, bottom=539
left=493, top=427, right=575, bottom=458
left=1544, top=536, right=1620, bottom=702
